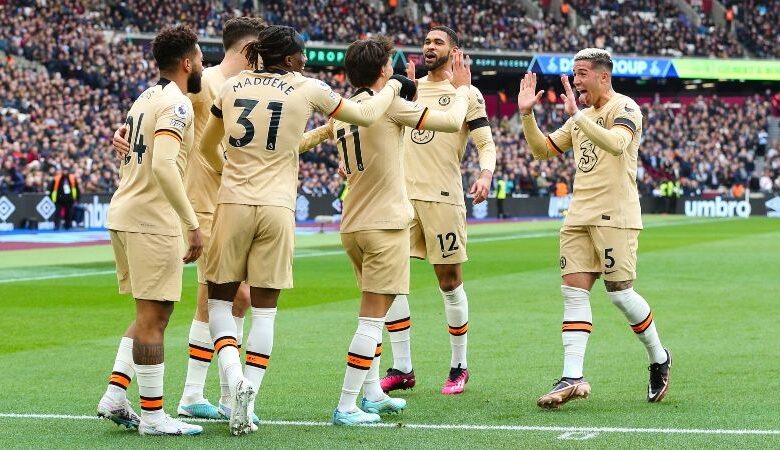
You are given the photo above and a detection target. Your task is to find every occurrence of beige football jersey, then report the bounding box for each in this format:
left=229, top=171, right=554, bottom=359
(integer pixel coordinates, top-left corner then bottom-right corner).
left=548, top=92, right=643, bottom=229
left=404, top=76, right=489, bottom=206
left=212, top=69, right=344, bottom=210
left=334, top=90, right=426, bottom=233
left=184, top=65, right=226, bottom=213
left=108, top=79, right=195, bottom=236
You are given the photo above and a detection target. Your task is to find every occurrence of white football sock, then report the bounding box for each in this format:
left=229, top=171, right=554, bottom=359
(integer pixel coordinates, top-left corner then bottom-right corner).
left=385, top=295, right=413, bottom=373
left=208, top=299, right=243, bottom=391
left=220, top=315, right=245, bottom=406
left=106, top=336, right=134, bottom=402
left=561, top=285, right=592, bottom=379
left=235, top=316, right=245, bottom=349
left=362, top=342, right=385, bottom=402
left=181, top=320, right=213, bottom=404
left=135, top=362, right=165, bottom=423
left=244, top=307, right=276, bottom=393
left=337, top=317, right=383, bottom=413
left=442, top=284, right=468, bottom=369
left=608, top=288, right=666, bottom=364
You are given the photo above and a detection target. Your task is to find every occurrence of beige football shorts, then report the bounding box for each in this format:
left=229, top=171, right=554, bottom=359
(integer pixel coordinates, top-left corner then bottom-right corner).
left=409, top=200, right=468, bottom=265
left=341, top=228, right=410, bottom=295
left=205, top=203, right=294, bottom=289
left=559, top=225, right=640, bottom=281
left=110, top=230, right=183, bottom=301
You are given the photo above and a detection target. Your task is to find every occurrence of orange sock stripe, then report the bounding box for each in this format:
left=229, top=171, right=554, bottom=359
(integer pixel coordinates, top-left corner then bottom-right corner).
left=108, top=371, right=131, bottom=389
left=246, top=351, right=270, bottom=369
left=139, top=396, right=163, bottom=411
left=214, top=336, right=238, bottom=353
left=374, top=343, right=382, bottom=357
left=448, top=322, right=469, bottom=336
left=631, top=312, right=653, bottom=334
left=346, top=352, right=373, bottom=370
left=188, top=344, right=214, bottom=362
left=562, top=321, right=593, bottom=333
left=386, top=317, right=411, bottom=332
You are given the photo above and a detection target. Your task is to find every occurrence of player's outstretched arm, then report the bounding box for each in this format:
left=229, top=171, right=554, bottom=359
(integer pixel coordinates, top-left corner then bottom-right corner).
left=298, top=123, right=333, bottom=154
left=199, top=113, right=225, bottom=173
left=331, top=79, right=401, bottom=127
left=560, top=75, right=632, bottom=156
left=151, top=133, right=200, bottom=234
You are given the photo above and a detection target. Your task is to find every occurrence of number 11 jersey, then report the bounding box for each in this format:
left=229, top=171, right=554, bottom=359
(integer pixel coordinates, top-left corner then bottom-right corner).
left=211, top=69, right=343, bottom=210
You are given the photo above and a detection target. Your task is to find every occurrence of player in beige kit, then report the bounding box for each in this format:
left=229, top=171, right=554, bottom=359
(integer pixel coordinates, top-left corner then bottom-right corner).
left=196, top=25, right=406, bottom=435
left=381, top=26, right=497, bottom=396
left=98, top=26, right=204, bottom=436
left=323, top=37, right=473, bottom=425
left=518, top=48, right=671, bottom=409
left=112, top=18, right=266, bottom=421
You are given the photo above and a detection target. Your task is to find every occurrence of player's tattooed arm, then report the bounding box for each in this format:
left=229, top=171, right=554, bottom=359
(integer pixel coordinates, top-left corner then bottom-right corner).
left=560, top=75, right=632, bottom=156
left=298, top=123, right=333, bottom=154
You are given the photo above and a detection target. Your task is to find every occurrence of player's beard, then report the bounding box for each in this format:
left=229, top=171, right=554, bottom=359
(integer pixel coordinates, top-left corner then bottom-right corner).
left=424, top=54, right=450, bottom=72
left=187, top=69, right=203, bottom=94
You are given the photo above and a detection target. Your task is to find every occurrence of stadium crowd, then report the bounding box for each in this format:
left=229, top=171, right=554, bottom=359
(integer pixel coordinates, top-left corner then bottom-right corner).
left=1, top=1, right=779, bottom=198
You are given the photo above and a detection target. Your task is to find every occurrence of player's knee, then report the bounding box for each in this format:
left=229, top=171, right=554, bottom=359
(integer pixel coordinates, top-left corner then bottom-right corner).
left=605, top=279, right=633, bottom=294
left=438, top=277, right=461, bottom=293
left=436, top=268, right=462, bottom=292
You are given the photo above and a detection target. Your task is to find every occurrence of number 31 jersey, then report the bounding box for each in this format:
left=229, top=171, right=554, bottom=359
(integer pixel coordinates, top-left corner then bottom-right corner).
left=107, top=79, right=194, bottom=236
left=212, top=69, right=343, bottom=211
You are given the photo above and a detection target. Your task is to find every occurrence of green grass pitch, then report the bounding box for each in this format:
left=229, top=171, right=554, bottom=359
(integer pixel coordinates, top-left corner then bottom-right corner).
left=0, top=216, right=779, bottom=448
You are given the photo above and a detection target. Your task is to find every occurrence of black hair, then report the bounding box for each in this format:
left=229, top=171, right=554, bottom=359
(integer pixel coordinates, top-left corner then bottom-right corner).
left=222, top=17, right=266, bottom=51
left=429, top=26, right=459, bottom=47
left=345, top=36, right=394, bottom=88
left=243, top=25, right=305, bottom=70
left=151, top=25, right=199, bottom=72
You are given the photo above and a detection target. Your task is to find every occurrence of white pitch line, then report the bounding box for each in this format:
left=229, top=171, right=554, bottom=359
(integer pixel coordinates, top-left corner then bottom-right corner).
left=0, top=217, right=738, bottom=285
left=0, top=413, right=778, bottom=436
left=0, top=250, right=346, bottom=285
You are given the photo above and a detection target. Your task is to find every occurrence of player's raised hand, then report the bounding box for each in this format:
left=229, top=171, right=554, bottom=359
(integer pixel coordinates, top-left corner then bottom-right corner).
left=517, top=72, right=543, bottom=115
left=559, top=74, right=579, bottom=116
left=447, top=50, right=472, bottom=89
left=406, top=61, right=416, bottom=83
left=405, top=61, right=419, bottom=101
left=183, top=228, right=203, bottom=263
left=113, top=124, right=130, bottom=158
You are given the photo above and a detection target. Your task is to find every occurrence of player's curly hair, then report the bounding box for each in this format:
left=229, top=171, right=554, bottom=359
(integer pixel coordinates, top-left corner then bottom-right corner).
left=345, top=36, right=395, bottom=88
left=243, top=25, right=304, bottom=70
left=151, top=25, right=199, bottom=72
left=222, top=17, right=266, bottom=51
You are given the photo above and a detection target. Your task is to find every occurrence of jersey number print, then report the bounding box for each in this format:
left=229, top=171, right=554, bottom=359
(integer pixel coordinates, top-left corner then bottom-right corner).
left=337, top=125, right=364, bottom=174
left=229, top=99, right=284, bottom=151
